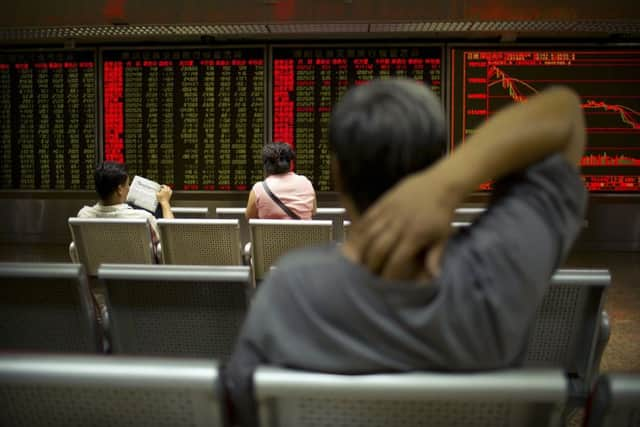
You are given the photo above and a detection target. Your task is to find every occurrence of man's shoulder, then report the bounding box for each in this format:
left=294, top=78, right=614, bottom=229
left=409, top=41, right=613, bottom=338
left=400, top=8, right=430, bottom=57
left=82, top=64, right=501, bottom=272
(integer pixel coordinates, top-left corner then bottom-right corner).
left=257, top=244, right=360, bottom=314
left=278, top=244, right=338, bottom=266
left=265, top=244, right=348, bottom=284
left=77, top=203, right=99, bottom=217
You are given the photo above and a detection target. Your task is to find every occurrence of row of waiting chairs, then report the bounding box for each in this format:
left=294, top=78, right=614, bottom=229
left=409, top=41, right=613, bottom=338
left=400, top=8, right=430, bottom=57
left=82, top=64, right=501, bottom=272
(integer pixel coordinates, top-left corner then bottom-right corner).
left=0, top=262, right=610, bottom=397
left=0, top=353, right=637, bottom=427
left=0, top=263, right=251, bottom=360
left=68, top=214, right=470, bottom=281
left=68, top=217, right=337, bottom=281
left=172, top=206, right=348, bottom=244
left=215, top=206, right=483, bottom=245
left=216, top=206, right=348, bottom=244
left=178, top=205, right=481, bottom=235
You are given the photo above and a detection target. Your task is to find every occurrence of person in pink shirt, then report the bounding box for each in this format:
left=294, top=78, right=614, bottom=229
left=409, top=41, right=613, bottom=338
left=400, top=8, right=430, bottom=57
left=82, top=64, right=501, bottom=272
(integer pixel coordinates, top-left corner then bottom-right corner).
left=245, top=142, right=316, bottom=219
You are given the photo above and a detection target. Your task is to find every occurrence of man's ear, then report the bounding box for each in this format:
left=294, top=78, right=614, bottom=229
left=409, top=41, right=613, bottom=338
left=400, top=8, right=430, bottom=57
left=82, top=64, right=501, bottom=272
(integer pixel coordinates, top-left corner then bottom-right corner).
left=116, top=183, right=126, bottom=197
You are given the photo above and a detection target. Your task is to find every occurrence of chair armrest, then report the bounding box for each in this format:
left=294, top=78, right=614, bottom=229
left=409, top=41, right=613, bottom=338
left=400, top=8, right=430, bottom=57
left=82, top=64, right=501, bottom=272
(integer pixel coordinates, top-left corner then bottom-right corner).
left=243, top=242, right=252, bottom=266
left=69, top=242, right=79, bottom=263
left=599, top=310, right=611, bottom=348
left=594, top=310, right=611, bottom=369
left=586, top=310, right=611, bottom=392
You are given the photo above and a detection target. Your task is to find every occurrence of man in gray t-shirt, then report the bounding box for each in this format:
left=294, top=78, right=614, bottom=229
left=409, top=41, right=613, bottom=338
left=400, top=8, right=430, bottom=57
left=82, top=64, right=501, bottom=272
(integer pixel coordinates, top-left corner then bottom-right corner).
left=225, top=80, right=587, bottom=426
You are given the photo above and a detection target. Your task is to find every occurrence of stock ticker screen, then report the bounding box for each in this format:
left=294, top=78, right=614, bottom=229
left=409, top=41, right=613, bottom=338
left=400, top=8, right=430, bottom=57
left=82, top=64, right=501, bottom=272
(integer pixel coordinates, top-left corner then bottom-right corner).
left=103, top=47, right=265, bottom=191
left=273, top=46, right=443, bottom=191
left=0, top=50, right=96, bottom=190
left=450, top=47, right=640, bottom=192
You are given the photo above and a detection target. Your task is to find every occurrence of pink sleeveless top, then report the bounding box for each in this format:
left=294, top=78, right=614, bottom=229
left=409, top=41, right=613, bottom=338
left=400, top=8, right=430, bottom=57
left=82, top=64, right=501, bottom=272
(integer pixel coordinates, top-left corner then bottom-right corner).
left=252, top=172, right=316, bottom=219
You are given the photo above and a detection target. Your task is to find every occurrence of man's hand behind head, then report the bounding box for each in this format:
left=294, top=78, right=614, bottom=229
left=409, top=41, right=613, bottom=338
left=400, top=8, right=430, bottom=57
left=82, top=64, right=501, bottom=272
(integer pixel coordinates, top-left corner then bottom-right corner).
left=348, top=166, right=456, bottom=281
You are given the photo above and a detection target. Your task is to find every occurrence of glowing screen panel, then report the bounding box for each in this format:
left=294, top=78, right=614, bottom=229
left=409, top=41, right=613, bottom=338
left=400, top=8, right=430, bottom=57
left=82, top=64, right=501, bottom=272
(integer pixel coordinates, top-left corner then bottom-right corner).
left=273, top=46, right=443, bottom=191
left=103, top=47, right=265, bottom=191
left=0, top=50, right=96, bottom=190
left=450, top=48, right=640, bottom=192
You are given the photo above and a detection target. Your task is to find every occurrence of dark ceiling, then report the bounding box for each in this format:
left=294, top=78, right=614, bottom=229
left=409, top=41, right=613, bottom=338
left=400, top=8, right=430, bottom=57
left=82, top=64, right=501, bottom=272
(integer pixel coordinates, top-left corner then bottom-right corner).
left=2, top=0, right=640, bottom=43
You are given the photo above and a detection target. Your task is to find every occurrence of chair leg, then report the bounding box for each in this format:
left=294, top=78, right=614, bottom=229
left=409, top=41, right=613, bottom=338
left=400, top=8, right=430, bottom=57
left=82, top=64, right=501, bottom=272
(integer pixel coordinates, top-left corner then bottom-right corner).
left=88, top=277, right=111, bottom=353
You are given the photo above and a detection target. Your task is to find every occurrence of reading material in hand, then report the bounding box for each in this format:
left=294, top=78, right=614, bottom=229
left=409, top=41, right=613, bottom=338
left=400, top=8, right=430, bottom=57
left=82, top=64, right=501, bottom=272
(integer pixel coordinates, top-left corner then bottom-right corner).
left=126, top=176, right=161, bottom=212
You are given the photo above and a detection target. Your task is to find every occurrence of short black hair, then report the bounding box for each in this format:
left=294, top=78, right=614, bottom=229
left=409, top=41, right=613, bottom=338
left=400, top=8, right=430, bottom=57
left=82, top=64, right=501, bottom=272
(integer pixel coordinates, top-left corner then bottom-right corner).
left=94, top=161, right=129, bottom=200
left=329, top=78, right=446, bottom=213
left=263, top=142, right=296, bottom=176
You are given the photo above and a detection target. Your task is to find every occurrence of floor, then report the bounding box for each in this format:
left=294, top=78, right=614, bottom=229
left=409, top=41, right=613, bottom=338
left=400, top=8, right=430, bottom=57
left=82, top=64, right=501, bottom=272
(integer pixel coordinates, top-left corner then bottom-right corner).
left=562, top=251, right=639, bottom=427
left=564, top=251, right=640, bottom=374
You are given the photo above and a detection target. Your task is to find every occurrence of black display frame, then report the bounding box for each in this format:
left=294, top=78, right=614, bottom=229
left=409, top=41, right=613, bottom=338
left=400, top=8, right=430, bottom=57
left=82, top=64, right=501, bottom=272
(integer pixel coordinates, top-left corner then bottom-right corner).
left=0, top=47, right=99, bottom=193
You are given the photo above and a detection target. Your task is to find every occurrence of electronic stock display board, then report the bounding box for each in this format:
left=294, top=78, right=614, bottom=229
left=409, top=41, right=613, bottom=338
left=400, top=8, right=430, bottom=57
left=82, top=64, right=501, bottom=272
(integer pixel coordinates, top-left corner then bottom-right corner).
left=0, top=50, right=96, bottom=190
left=272, top=45, right=443, bottom=191
left=103, top=47, right=265, bottom=191
left=450, top=47, right=640, bottom=192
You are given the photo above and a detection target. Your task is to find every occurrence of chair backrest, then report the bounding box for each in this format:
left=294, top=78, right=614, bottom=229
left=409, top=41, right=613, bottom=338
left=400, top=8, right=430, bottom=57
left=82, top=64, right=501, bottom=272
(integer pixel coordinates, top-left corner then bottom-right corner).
left=454, top=207, right=486, bottom=218
left=255, top=367, right=567, bottom=427
left=249, top=219, right=333, bottom=282
left=0, top=262, right=101, bottom=353
left=98, top=264, right=251, bottom=360
left=314, top=208, right=347, bottom=242
left=341, top=220, right=466, bottom=242
left=451, top=221, right=472, bottom=228
left=0, top=354, right=223, bottom=427
left=452, top=208, right=588, bottom=229
left=586, top=374, right=640, bottom=427
left=170, top=206, right=209, bottom=218
left=157, top=219, right=242, bottom=265
left=525, top=269, right=611, bottom=394
left=216, top=207, right=250, bottom=246
left=68, top=217, right=155, bottom=276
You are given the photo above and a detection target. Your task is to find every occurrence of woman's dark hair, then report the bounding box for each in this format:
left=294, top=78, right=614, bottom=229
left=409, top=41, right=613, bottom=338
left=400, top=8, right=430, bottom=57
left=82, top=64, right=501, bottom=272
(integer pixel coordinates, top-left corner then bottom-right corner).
left=329, top=78, right=447, bottom=213
left=262, top=142, right=296, bottom=176
left=94, top=161, right=129, bottom=200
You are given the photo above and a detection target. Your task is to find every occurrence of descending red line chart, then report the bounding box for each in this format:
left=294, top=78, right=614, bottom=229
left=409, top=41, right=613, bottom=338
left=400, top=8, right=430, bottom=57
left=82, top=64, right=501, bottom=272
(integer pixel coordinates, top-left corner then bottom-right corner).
left=451, top=49, right=640, bottom=192
left=487, top=66, right=640, bottom=130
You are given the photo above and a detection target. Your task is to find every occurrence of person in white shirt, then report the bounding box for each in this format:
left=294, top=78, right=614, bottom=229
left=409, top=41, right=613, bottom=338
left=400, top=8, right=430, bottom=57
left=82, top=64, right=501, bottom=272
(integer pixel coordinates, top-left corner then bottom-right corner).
left=76, top=162, right=174, bottom=255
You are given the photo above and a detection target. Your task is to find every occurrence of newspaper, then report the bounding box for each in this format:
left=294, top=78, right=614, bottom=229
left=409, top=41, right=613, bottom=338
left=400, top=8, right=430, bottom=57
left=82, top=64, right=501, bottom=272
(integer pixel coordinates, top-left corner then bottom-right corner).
left=126, top=175, right=160, bottom=212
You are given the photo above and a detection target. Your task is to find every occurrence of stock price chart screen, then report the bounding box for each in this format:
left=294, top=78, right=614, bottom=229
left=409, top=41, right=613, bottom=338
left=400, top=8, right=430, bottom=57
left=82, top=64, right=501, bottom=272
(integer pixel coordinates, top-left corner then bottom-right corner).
left=103, top=47, right=265, bottom=191
left=273, top=46, right=442, bottom=191
left=0, top=50, right=96, bottom=190
left=450, top=47, right=640, bottom=192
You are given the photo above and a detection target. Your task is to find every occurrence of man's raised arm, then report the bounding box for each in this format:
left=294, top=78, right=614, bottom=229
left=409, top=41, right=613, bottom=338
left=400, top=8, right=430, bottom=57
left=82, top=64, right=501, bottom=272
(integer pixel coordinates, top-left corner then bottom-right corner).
left=350, top=86, right=586, bottom=279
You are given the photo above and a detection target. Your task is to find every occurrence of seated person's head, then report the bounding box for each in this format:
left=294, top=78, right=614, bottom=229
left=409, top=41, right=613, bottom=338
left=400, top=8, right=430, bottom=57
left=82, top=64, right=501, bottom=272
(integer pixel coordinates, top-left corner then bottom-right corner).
left=94, top=161, right=129, bottom=203
left=263, top=142, right=295, bottom=177
left=329, top=78, right=446, bottom=216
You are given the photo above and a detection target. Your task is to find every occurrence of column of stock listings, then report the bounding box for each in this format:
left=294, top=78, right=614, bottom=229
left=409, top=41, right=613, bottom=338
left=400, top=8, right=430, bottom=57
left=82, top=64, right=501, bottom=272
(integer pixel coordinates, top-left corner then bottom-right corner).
left=103, top=48, right=265, bottom=190
left=0, top=51, right=96, bottom=189
left=272, top=46, right=442, bottom=191
left=450, top=48, right=640, bottom=192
